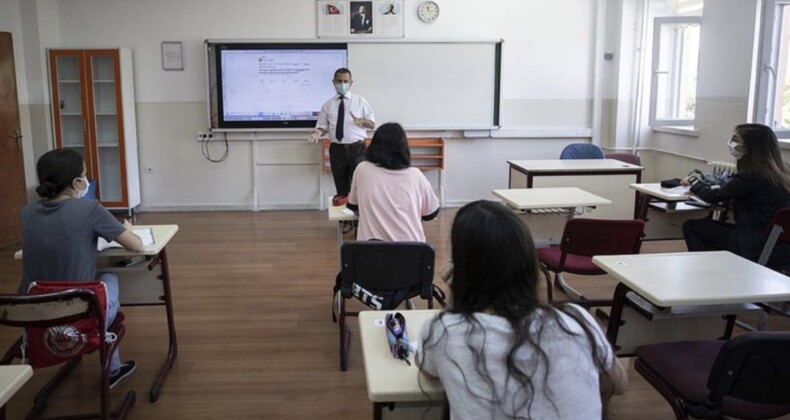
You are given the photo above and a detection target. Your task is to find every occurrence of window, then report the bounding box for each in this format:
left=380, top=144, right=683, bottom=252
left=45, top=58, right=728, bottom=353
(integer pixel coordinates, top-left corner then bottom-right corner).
left=755, top=0, right=790, bottom=138
left=649, top=16, right=702, bottom=127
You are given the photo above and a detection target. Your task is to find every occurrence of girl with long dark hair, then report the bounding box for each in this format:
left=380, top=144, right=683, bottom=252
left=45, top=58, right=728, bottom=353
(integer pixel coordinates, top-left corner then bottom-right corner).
left=683, top=123, right=790, bottom=269
left=417, top=201, right=626, bottom=419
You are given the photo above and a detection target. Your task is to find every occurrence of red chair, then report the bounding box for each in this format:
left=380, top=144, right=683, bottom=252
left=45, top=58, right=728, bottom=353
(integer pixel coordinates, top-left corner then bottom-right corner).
left=538, top=218, right=645, bottom=304
left=605, top=152, right=642, bottom=166
left=0, top=288, right=135, bottom=420
left=634, top=333, right=790, bottom=419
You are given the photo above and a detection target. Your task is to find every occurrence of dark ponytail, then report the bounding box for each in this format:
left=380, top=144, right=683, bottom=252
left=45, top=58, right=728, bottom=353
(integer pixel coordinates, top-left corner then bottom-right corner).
left=35, top=149, right=84, bottom=199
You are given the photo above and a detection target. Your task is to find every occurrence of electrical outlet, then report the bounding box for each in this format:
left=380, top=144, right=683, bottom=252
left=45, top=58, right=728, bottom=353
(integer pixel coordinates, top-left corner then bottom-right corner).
left=197, top=132, right=208, bottom=141
left=144, top=166, right=155, bottom=174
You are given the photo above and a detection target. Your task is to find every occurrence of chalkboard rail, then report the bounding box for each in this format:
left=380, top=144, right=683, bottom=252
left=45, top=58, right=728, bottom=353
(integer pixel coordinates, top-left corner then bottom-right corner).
left=322, top=138, right=445, bottom=171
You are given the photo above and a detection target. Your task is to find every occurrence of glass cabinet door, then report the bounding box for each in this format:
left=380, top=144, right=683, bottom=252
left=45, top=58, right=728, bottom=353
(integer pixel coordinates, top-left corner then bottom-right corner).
left=88, top=52, right=123, bottom=203
left=51, top=52, right=87, bottom=158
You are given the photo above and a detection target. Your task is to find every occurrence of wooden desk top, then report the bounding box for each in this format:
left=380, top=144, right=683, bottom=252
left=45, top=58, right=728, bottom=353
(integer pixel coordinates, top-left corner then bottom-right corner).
left=359, top=310, right=444, bottom=402
left=327, top=197, right=358, bottom=222
left=593, top=251, right=790, bottom=307
left=630, top=183, right=691, bottom=202
left=0, top=365, right=32, bottom=407
left=507, top=159, right=644, bottom=172
left=14, top=224, right=179, bottom=260
left=492, top=187, right=612, bottom=210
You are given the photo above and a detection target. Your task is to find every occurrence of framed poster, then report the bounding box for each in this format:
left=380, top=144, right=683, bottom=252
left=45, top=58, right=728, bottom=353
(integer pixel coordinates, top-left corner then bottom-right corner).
left=317, top=0, right=404, bottom=38
left=161, top=41, right=184, bottom=71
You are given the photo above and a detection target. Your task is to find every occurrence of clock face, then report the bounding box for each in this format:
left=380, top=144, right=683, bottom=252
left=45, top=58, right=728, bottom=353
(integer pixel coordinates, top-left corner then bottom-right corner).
left=418, top=1, right=440, bottom=23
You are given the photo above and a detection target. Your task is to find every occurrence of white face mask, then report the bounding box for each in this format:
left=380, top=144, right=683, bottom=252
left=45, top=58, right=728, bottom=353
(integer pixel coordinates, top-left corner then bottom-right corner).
left=334, top=82, right=351, bottom=95
left=75, top=177, right=90, bottom=198
left=727, top=138, right=745, bottom=160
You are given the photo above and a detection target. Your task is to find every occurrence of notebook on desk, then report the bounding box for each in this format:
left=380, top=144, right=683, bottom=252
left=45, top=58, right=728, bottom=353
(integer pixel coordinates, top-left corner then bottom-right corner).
left=97, top=228, right=155, bottom=251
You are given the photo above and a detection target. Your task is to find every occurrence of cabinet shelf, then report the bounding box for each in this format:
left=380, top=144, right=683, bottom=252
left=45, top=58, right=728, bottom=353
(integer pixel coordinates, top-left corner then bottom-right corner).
left=322, top=137, right=445, bottom=171
left=98, top=144, right=119, bottom=148
left=95, top=112, right=117, bottom=116
left=60, top=113, right=82, bottom=116
left=93, top=80, right=115, bottom=83
left=59, top=80, right=80, bottom=83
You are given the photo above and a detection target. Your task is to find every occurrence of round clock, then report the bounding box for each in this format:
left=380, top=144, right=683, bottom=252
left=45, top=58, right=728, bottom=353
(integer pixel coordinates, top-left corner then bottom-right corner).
left=418, top=1, right=440, bottom=23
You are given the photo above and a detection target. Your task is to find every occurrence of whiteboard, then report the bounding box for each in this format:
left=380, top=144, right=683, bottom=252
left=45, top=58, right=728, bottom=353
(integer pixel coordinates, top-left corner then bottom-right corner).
left=206, top=40, right=501, bottom=131
left=348, top=42, right=500, bottom=129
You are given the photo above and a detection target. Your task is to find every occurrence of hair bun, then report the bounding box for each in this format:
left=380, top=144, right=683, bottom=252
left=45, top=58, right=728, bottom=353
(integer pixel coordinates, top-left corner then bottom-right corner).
left=36, top=181, right=58, bottom=198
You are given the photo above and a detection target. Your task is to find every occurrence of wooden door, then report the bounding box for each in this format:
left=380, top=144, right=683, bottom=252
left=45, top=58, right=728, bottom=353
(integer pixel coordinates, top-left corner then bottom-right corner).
left=0, top=32, right=28, bottom=248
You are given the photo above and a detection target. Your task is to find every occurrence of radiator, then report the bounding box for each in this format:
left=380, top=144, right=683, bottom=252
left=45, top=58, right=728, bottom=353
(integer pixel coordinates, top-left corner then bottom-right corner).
left=706, top=160, right=736, bottom=175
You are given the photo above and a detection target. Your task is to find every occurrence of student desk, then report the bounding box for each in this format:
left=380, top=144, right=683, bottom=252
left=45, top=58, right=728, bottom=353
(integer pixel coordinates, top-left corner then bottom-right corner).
left=593, top=251, right=790, bottom=355
left=630, top=183, right=718, bottom=240
left=15, top=224, right=178, bottom=403
left=0, top=365, right=32, bottom=419
left=493, top=187, right=611, bottom=247
left=507, top=159, right=643, bottom=220
left=359, top=310, right=444, bottom=420
left=327, top=197, right=358, bottom=250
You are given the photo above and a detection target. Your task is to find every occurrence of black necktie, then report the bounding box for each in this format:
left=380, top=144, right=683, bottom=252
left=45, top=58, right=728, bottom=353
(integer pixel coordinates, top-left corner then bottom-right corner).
left=336, top=96, right=345, bottom=141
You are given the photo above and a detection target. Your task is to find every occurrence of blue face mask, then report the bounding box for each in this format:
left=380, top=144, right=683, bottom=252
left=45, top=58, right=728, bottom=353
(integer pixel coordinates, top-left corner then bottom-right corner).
left=334, top=82, right=351, bottom=95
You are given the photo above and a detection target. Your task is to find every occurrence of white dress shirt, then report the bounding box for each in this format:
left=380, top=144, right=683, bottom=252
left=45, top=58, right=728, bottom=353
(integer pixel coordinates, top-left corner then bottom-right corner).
left=316, top=92, right=375, bottom=144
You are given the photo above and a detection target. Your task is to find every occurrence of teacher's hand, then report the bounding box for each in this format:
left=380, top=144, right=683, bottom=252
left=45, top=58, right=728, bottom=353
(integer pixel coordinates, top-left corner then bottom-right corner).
left=307, top=129, right=322, bottom=144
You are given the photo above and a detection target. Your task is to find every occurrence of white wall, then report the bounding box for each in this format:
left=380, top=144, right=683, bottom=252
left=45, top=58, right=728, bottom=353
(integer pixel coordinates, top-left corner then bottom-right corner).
left=10, top=0, right=602, bottom=210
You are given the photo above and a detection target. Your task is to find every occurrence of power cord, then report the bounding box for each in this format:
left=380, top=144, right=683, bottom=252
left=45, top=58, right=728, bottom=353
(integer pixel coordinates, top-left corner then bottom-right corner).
left=201, top=133, right=229, bottom=163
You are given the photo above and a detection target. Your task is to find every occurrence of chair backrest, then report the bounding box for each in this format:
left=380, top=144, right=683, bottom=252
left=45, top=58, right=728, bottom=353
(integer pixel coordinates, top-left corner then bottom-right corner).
left=0, top=289, right=101, bottom=329
left=340, top=241, right=435, bottom=303
left=707, top=332, right=790, bottom=406
left=757, top=207, right=790, bottom=266
left=560, top=218, right=646, bottom=257
left=605, top=152, right=641, bottom=166
left=559, top=143, right=605, bottom=160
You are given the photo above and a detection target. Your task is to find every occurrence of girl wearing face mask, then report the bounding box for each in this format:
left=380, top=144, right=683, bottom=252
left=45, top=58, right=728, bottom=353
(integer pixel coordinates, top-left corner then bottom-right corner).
left=20, top=148, right=144, bottom=388
left=682, top=124, right=790, bottom=269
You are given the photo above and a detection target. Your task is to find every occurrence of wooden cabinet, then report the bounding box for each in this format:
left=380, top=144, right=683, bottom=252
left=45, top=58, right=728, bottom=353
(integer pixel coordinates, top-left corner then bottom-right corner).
left=49, top=48, right=140, bottom=210
left=322, top=138, right=444, bottom=171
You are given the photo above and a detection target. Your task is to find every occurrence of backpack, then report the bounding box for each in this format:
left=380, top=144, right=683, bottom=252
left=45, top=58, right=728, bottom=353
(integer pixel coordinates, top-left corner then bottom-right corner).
left=24, top=281, right=108, bottom=368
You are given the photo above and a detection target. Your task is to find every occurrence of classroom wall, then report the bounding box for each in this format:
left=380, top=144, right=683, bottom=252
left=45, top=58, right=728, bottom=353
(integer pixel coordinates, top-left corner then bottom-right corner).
left=641, top=0, right=761, bottom=179
left=7, top=0, right=603, bottom=210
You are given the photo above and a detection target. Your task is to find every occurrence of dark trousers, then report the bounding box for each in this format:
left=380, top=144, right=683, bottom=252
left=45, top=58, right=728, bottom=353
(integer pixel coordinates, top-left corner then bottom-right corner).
left=329, top=141, right=366, bottom=196
left=683, top=218, right=736, bottom=253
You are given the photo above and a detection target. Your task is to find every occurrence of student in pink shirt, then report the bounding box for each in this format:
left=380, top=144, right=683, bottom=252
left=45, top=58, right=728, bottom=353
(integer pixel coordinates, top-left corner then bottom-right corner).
left=347, top=122, right=440, bottom=241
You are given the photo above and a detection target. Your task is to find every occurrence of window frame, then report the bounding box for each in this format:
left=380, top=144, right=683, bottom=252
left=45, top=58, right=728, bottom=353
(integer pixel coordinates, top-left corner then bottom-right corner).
left=649, top=16, right=703, bottom=128
left=755, top=0, right=790, bottom=140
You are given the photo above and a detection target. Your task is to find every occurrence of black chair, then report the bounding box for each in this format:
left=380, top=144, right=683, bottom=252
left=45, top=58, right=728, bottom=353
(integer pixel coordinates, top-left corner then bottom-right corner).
left=335, top=241, right=445, bottom=371
left=634, top=333, right=790, bottom=419
left=0, top=288, right=135, bottom=420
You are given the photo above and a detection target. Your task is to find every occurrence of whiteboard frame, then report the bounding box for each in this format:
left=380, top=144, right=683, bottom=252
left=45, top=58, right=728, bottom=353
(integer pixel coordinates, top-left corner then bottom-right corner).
left=205, top=38, right=502, bottom=133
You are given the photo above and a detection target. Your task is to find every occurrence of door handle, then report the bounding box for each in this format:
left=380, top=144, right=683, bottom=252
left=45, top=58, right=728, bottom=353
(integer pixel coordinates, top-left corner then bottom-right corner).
left=9, top=129, right=22, bottom=150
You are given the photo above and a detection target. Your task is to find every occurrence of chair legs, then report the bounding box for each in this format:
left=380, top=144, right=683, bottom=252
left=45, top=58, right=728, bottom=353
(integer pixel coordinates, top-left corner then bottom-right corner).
left=634, top=359, right=690, bottom=420
left=339, top=298, right=351, bottom=371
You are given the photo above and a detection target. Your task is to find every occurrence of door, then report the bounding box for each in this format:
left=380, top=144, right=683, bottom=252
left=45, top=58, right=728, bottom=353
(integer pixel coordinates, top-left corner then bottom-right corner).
left=0, top=32, right=27, bottom=248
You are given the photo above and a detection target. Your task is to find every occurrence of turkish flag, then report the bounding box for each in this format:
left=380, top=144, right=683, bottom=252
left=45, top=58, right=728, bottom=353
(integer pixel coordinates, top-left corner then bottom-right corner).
left=327, top=4, right=340, bottom=15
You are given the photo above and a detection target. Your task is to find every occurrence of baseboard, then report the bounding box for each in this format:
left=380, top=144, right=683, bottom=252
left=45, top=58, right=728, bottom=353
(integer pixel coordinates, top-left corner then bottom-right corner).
left=140, top=204, right=255, bottom=212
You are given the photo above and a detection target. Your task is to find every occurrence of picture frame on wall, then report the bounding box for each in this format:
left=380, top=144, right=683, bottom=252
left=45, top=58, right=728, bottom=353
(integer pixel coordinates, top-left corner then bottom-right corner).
left=161, top=41, right=184, bottom=71
left=317, top=0, right=404, bottom=38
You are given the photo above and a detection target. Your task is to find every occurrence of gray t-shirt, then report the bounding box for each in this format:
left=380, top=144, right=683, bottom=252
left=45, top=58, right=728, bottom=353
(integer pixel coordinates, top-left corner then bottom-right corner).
left=20, top=198, right=126, bottom=292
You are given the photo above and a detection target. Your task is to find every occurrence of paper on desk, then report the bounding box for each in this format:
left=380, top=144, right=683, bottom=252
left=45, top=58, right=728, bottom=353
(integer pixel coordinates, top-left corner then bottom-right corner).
left=342, top=208, right=355, bottom=216
left=662, top=185, right=691, bottom=195
left=97, top=228, right=155, bottom=251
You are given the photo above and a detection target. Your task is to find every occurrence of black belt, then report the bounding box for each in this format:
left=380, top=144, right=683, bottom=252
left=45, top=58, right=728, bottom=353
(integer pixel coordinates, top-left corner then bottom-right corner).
left=331, top=140, right=364, bottom=148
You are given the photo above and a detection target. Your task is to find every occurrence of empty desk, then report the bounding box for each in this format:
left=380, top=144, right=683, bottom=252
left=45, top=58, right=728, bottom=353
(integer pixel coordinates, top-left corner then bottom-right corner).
left=594, top=251, right=790, bottom=355
left=0, top=365, right=32, bottom=420
left=507, top=159, right=643, bottom=220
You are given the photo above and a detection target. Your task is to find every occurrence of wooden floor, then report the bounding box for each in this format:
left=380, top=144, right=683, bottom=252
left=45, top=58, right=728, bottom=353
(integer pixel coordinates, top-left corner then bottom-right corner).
left=0, top=209, right=788, bottom=419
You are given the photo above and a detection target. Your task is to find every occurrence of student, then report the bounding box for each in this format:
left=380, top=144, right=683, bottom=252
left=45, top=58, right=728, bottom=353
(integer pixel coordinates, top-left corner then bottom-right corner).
left=683, top=123, right=790, bottom=269
left=347, top=122, right=440, bottom=241
left=21, top=149, right=144, bottom=389
left=416, top=200, right=627, bottom=419
left=309, top=68, right=375, bottom=213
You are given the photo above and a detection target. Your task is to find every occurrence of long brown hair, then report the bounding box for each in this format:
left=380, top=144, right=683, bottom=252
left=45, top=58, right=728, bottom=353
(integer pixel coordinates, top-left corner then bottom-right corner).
left=734, top=124, right=790, bottom=192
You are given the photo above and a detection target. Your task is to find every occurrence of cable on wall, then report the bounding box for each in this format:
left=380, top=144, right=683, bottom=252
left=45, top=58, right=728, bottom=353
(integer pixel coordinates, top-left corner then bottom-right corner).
left=201, top=134, right=229, bottom=163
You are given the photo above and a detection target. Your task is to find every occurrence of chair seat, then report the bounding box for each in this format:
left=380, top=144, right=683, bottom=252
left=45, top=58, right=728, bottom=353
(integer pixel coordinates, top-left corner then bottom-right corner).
left=537, top=247, right=604, bottom=275
left=636, top=341, right=790, bottom=419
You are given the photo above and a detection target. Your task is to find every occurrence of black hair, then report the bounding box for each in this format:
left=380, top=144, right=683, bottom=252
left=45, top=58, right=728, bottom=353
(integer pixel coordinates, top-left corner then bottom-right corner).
left=418, top=200, right=614, bottom=418
left=734, top=123, right=790, bottom=192
left=366, top=122, right=411, bottom=170
left=35, top=149, right=84, bottom=199
left=334, top=68, right=352, bottom=79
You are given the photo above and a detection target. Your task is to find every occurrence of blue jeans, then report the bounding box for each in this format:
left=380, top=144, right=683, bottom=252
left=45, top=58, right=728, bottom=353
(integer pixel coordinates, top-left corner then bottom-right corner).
left=96, top=272, right=121, bottom=374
